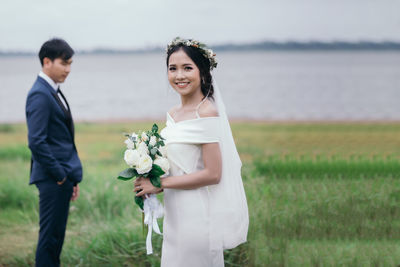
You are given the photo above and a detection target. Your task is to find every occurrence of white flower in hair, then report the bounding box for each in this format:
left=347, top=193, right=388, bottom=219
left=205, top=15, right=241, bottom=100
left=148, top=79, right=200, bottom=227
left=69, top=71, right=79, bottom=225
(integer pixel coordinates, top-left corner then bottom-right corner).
left=167, top=37, right=218, bottom=70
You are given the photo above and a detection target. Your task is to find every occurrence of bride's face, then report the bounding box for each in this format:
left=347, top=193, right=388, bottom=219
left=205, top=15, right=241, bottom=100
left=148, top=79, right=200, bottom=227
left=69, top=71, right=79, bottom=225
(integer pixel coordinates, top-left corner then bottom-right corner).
left=167, top=49, right=201, bottom=97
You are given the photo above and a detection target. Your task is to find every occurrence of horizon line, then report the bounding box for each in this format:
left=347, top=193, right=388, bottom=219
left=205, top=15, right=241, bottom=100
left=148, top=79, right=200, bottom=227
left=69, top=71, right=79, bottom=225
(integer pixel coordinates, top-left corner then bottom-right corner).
left=1, top=40, right=400, bottom=55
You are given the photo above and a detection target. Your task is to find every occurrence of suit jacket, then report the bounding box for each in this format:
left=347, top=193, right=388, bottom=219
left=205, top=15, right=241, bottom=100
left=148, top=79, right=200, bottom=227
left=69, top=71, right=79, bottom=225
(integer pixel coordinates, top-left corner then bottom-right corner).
left=25, top=76, right=82, bottom=185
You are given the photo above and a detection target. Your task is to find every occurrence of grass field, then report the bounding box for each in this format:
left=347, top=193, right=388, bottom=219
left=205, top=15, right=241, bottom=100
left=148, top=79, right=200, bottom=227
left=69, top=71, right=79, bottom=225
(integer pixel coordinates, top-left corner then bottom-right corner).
left=0, top=121, right=400, bottom=266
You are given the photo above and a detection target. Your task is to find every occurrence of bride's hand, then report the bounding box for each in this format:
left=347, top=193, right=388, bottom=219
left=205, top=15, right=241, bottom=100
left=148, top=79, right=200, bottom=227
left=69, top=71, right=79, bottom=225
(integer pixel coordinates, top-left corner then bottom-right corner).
left=134, top=177, right=162, bottom=197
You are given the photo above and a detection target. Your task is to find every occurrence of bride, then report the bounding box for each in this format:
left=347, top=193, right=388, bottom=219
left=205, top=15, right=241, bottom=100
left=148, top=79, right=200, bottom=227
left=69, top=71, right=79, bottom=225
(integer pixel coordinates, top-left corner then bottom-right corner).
left=134, top=37, right=248, bottom=267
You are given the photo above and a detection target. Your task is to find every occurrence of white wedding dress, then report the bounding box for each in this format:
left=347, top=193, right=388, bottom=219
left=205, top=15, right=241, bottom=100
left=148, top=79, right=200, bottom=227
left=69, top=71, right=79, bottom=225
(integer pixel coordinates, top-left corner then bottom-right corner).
left=160, top=111, right=224, bottom=267
left=160, top=88, right=248, bottom=266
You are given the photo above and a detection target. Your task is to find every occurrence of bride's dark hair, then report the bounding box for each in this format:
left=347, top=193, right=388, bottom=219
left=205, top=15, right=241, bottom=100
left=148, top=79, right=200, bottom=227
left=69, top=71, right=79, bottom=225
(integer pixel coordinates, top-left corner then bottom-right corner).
left=166, top=45, right=214, bottom=100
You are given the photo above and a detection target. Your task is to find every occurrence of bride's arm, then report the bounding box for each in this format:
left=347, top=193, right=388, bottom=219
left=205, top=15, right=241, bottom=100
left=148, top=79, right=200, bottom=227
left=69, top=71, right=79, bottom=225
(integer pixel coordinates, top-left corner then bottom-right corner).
left=135, top=143, right=222, bottom=196
left=163, top=143, right=222, bottom=189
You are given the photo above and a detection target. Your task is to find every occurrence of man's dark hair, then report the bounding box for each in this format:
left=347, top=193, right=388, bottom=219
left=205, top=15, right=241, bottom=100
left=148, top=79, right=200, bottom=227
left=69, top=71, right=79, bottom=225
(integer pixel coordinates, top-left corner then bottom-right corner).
left=38, top=38, right=74, bottom=66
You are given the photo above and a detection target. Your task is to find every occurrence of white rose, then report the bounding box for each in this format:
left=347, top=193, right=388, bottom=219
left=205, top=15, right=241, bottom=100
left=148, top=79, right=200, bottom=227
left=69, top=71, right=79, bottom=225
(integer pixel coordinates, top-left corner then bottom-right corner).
left=149, top=136, right=157, bottom=146
left=137, top=141, right=149, bottom=156
left=159, top=146, right=167, bottom=158
left=136, top=154, right=153, bottom=174
left=124, top=149, right=140, bottom=167
left=124, top=138, right=135, bottom=149
left=141, top=133, right=149, bottom=142
left=154, top=156, right=170, bottom=176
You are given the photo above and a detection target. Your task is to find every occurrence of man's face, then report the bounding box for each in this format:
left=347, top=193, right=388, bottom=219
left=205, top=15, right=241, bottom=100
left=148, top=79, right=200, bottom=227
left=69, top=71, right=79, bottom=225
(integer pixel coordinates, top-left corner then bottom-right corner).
left=43, top=57, right=72, bottom=84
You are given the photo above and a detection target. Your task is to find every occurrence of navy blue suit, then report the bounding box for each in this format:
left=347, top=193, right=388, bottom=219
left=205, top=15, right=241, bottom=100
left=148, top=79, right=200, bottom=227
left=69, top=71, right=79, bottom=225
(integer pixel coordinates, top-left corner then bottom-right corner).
left=26, top=76, right=82, bottom=267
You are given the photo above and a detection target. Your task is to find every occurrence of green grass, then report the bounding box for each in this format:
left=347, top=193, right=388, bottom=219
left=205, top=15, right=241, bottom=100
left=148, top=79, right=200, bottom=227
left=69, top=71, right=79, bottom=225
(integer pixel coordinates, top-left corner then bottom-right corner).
left=0, top=145, right=30, bottom=160
left=0, top=122, right=400, bottom=266
left=254, top=154, right=400, bottom=179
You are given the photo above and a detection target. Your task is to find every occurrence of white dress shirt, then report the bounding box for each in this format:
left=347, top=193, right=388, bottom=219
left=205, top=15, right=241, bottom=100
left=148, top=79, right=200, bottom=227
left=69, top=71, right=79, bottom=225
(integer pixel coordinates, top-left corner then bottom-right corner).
left=38, top=71, right=68, bottom=110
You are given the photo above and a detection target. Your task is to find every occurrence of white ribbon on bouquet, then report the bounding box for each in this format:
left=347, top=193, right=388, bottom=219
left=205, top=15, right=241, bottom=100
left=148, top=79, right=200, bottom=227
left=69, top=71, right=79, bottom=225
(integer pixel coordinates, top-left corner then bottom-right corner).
left=143, top=194, right=164, bottom=255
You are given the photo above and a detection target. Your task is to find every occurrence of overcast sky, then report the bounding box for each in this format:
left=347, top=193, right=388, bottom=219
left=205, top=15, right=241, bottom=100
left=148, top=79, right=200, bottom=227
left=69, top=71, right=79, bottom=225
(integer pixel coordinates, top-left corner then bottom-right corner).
left=1, top=0, right=399, bottom=51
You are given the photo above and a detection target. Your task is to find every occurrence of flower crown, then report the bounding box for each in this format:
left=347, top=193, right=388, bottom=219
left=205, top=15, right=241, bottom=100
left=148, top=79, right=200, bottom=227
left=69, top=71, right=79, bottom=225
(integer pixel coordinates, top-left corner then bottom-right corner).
left=166, top=37, right=218, bottom=70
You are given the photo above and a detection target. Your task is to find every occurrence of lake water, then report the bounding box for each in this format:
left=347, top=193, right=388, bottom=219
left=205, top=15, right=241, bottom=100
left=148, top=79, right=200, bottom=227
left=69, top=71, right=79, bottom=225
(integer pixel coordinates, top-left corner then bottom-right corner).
left=1, top=51, right=400, bottom=123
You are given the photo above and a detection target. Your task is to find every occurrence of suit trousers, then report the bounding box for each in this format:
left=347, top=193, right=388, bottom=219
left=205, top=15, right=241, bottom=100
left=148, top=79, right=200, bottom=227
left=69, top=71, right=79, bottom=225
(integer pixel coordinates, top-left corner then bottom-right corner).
left=35, top=179, right=73, bottom=267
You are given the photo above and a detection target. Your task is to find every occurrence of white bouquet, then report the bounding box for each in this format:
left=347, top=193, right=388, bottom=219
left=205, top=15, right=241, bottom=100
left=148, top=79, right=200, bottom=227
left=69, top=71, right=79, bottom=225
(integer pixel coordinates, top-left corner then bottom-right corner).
left=117, top=124, right=169, bottom=254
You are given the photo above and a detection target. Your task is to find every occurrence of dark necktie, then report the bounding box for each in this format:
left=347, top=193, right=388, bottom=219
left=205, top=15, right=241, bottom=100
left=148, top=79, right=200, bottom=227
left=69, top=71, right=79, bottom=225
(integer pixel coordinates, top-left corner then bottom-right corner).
left=57, top=87, right=71, bottom=113
left=56, top=87, right=75, bottom=138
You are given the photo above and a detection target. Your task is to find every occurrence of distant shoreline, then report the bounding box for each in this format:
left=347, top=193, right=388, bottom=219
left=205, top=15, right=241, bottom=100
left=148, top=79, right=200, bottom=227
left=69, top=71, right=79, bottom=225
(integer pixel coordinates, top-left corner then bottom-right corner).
left=2, top=41, right=400, bottom=56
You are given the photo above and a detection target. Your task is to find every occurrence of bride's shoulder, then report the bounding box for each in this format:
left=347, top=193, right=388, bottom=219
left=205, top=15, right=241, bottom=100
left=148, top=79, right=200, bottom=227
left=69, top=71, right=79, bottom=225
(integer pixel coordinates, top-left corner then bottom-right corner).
left=168, top=105, right=180, bottom=116
left=198, top=99, right=219, bottom=118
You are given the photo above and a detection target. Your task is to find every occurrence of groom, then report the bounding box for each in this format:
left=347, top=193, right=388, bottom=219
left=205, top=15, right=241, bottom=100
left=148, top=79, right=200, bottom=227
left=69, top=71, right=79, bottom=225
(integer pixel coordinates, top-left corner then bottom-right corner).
left=25, top=38, right=82, bottom=267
